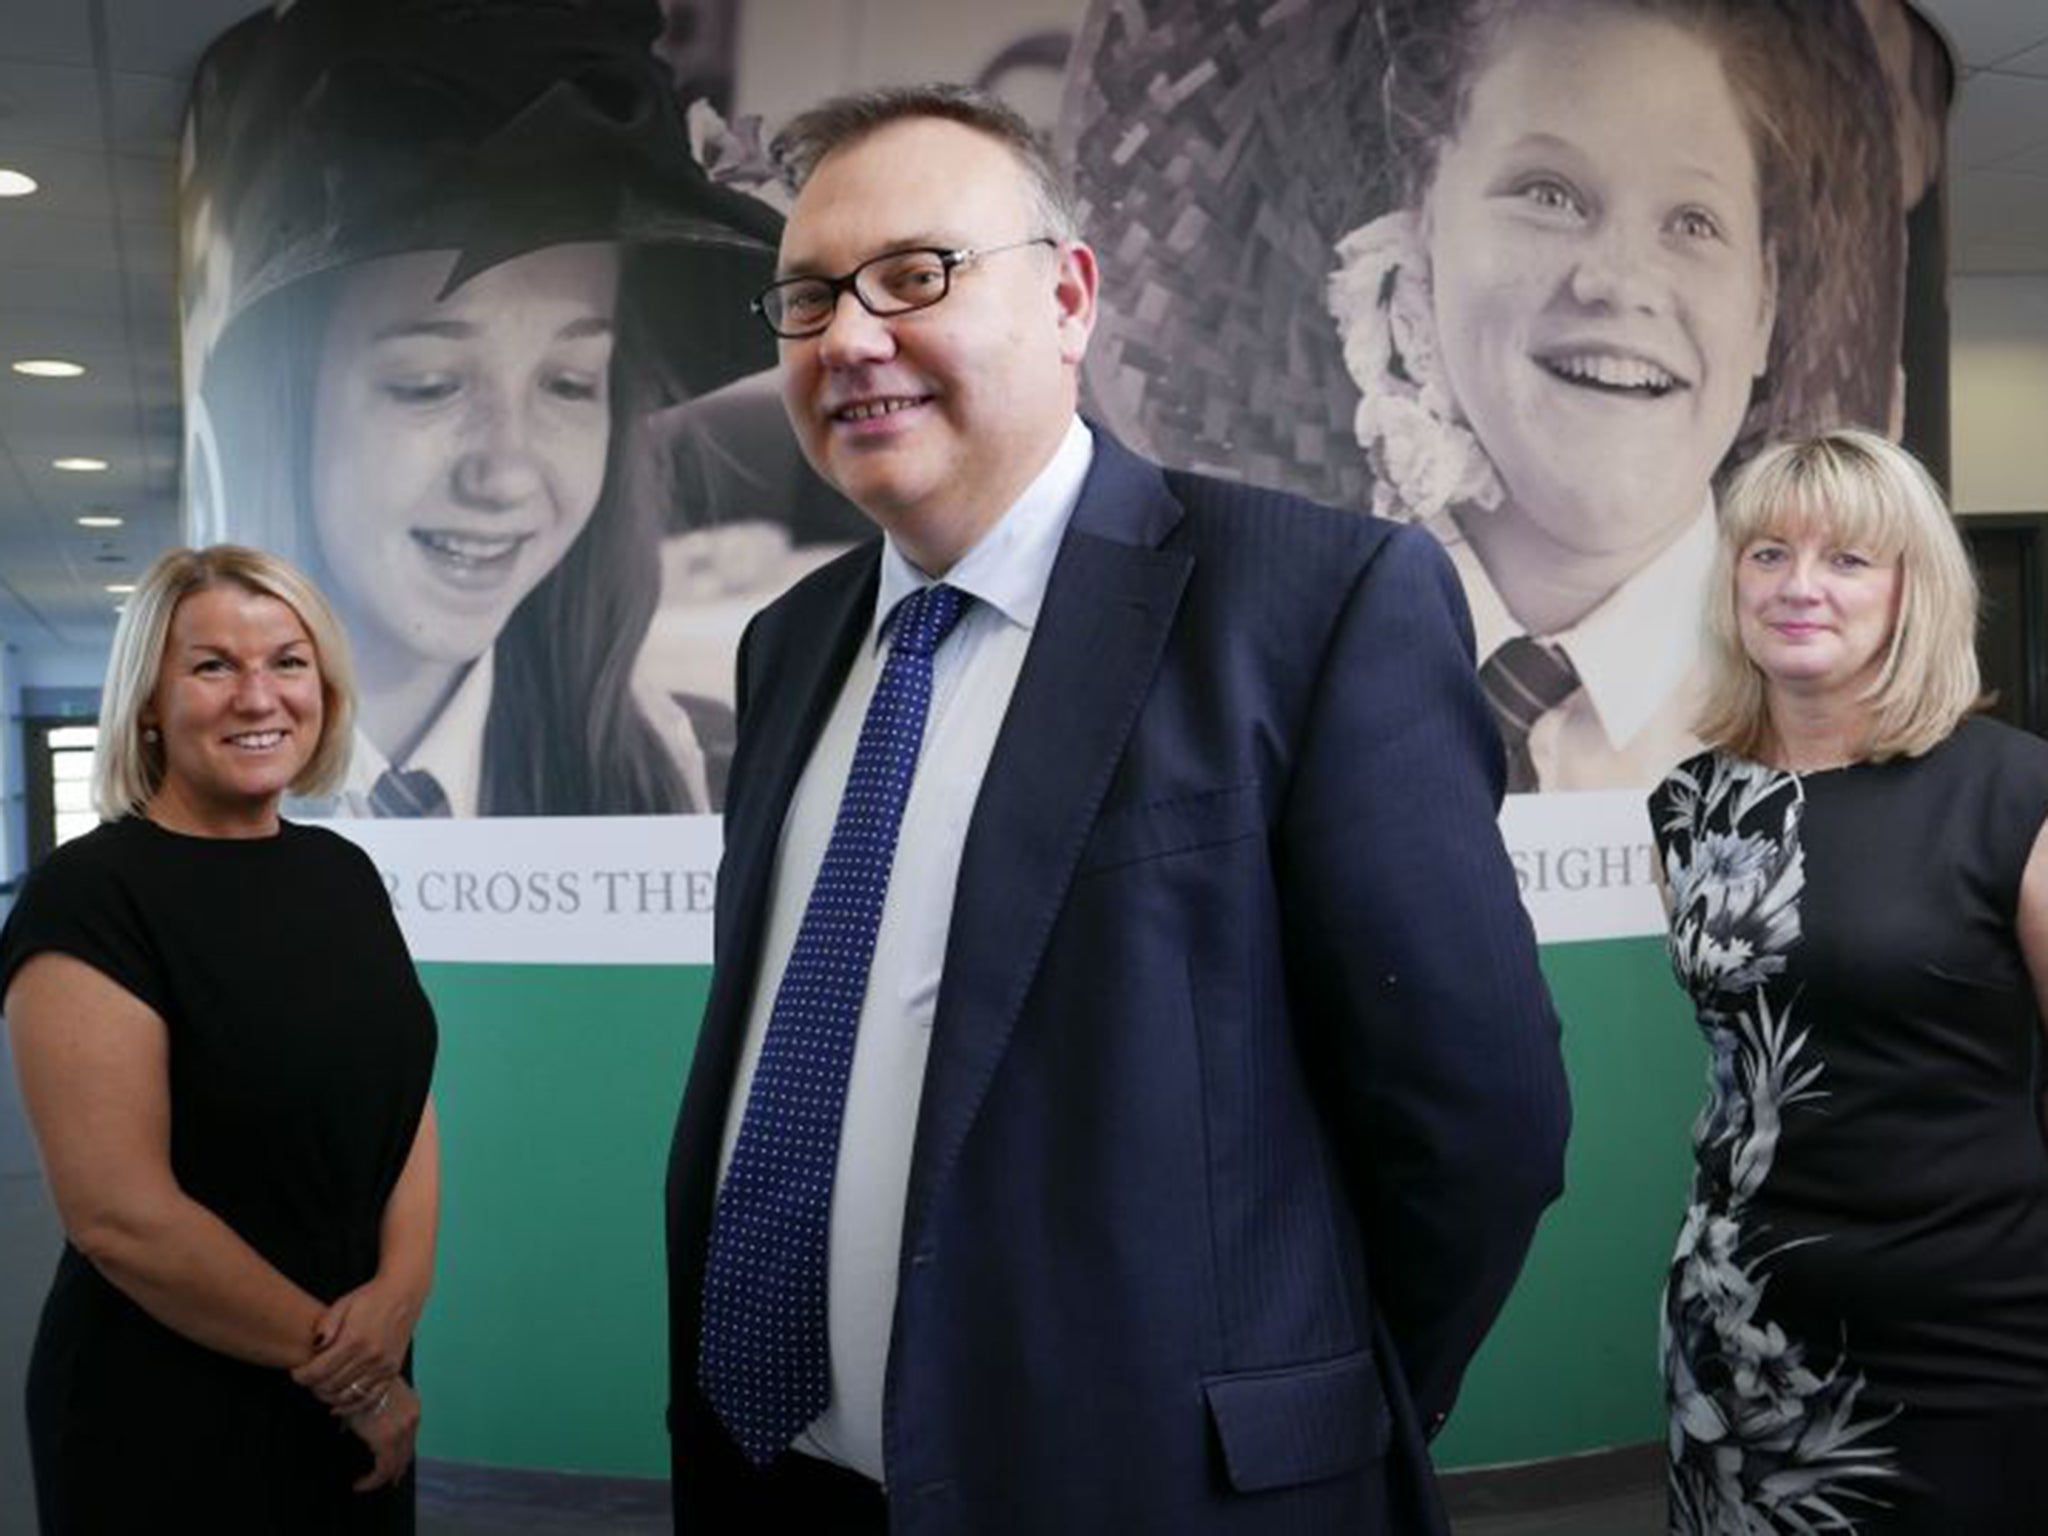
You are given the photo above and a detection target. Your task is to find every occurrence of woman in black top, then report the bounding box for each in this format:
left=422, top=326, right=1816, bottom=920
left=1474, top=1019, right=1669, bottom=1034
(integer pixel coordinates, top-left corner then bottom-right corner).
left=1650, top=429, right=2048, bottom=1534
left=1, top=545, right=438, bottom=1532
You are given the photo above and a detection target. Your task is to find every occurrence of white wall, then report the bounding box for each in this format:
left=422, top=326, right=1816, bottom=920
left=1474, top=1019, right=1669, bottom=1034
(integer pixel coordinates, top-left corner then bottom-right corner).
left=11, top=644, right=109, bottom=693
left=1, top=641, right=105, bottom=884
left=1951, top=273, right=2048, bottom=515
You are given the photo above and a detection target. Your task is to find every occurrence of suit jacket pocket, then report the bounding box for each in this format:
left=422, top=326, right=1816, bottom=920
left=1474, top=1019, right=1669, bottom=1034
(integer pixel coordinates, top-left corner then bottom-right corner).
left=1202, top=1348, right=1391, bottom=1493
left=1077, top=782, right=1263, bottom=874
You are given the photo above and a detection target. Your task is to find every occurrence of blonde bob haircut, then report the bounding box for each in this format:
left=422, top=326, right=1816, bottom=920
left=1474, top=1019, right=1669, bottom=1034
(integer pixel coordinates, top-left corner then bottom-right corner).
left=95, top=544, right=357, bottom=818
left=1696, top=428, right=1981, bottom=764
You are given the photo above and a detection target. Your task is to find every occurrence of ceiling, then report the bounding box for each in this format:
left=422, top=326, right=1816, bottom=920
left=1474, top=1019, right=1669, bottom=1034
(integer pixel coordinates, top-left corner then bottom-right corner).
left=0, top=0, right=259, bottom=660
left=0, top=0, right=2044, bottom=660
left=1937, top=0, right=2048, bottom=272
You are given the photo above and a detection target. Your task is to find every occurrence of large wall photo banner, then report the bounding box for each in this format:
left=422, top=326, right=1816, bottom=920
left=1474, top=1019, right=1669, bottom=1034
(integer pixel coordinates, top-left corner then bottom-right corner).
left=181, top=0, right=1948, bottom=960
left=178, top=0, right=863, bottom=964
left=1063, top=0, right=1950, bottom=942
left=171, top=0, right=1952, bottom=1488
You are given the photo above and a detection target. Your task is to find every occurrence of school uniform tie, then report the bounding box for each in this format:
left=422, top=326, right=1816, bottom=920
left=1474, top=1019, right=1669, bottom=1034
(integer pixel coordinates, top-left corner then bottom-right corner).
left=1479, top=636, right=1580, bottom=794
left=699, top=582, right=970, bottom=1466
left=367, top=766, right=451, bottom=817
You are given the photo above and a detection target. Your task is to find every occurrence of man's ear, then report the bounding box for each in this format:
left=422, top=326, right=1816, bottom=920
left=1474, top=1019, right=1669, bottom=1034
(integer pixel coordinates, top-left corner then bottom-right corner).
left=1054, top=239, right=1100, bottom=366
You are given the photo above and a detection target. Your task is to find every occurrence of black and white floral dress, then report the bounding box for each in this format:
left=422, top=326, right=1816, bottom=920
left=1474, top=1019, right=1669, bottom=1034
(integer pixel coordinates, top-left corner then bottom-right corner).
left=1651, top=718, right=2048, bottom=1535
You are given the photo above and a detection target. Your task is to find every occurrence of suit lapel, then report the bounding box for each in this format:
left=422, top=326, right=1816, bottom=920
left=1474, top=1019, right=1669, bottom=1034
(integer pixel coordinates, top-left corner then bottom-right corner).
left=672, top=544, right=880, bottom=1255
left=709, top=547, right=879, bottom=1026
left=904, top=437, right=1191, bottom=1239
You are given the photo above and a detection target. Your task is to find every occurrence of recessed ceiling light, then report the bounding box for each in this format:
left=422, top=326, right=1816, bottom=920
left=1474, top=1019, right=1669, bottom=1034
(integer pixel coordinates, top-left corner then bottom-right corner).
left=76, top=512, right=124, bottom=529
left=13, top=358, right=85, bottom=378
left=52, top=456, right=108, bottom=472
left=0, top=169, right=37, bottom=198
left=104, top=582, right=136, bottom=594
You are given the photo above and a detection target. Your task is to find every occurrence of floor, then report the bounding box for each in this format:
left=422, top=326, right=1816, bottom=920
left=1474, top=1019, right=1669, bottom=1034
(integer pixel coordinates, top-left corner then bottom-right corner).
left=0, top=1014, right=1660, bottom=1536
left=1457, top=1501, right=1664, bottom=1536
left=410, top=1468, right=1665, bottom=1534
left=409, top=1477, right=1664, bottom=1535
left=1449, top=1480, right=1664, bottom=1536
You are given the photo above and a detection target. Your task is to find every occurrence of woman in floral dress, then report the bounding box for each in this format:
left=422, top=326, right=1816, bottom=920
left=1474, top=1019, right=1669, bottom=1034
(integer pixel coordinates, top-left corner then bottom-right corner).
left=1651, top=429, right=2048, bottom=1533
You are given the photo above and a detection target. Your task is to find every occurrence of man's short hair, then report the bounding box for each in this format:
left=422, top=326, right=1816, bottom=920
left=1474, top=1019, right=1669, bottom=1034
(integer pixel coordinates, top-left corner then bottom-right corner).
left=774, top=84, right=1082, bottom=242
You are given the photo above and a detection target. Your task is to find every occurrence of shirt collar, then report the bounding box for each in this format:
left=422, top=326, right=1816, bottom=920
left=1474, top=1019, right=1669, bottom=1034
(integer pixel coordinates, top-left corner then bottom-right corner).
left=872, top=416, right=1094, bottom=644
left=1440, top=500, right=1714, bottom=749
left=338, top=650, right=495, bottom=816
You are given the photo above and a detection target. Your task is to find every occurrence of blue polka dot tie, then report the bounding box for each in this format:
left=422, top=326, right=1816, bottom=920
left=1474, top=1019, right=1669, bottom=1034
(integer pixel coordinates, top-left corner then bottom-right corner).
left=699, top=582, right=970, bottom=1466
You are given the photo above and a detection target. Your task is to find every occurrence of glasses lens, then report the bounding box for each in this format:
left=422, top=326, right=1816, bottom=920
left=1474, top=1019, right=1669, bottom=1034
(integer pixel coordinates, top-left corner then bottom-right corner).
left=769, top=279, right=835, bottom=335
left=857, top=250, right=950, bottom=315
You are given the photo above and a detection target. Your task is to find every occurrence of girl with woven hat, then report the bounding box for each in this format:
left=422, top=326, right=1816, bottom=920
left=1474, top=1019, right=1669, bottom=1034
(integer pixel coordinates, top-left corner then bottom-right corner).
left=1065, top=0, right=1906, bottom=795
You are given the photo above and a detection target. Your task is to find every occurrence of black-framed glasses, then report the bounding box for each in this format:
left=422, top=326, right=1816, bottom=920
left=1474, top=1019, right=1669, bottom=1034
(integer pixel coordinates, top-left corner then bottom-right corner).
left=751, top=237, right=1058, bottom=338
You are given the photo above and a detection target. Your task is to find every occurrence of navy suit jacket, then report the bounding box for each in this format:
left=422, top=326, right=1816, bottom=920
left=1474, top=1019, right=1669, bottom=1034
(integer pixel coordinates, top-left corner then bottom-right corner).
left=666, top=431, right=1570, bottom=1534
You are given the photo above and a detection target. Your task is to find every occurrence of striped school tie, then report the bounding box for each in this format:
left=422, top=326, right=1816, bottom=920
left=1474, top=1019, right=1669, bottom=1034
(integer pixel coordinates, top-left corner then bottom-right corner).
left=1478, top=636, right=1580, bottom=794
left=367, top=766, right=450, bottom=817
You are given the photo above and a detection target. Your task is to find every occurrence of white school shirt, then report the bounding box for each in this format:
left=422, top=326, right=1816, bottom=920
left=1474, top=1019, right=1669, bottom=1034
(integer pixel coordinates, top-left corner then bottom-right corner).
left=335, top=651, right=495, bottom=817
left=1441, top=503, right=1714, bottom=793
left=329, top=652, right=712, bottom=816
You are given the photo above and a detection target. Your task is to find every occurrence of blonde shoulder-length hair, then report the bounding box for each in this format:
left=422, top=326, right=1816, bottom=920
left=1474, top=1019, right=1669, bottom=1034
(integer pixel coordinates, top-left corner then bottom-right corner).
left=1696, top=428, right=1981, bottom=764
left=95, top=545, right=358, bottom=818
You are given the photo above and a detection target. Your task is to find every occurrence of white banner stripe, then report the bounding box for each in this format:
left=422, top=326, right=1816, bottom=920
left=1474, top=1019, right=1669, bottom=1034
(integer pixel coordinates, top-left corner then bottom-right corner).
left=306, top=794, right=1655, bottom=966
left=304, top=815, right=724, bottom=966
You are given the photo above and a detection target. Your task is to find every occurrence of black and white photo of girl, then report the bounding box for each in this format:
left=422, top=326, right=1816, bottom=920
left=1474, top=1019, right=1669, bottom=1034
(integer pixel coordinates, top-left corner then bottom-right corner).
left=182, top=0, right=783, bottom=816
left=1064, top=0, right=1937, bottom=797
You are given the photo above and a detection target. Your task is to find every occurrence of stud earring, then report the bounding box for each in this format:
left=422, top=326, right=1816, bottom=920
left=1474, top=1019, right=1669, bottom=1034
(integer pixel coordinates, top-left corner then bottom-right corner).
left=143, top=727, right=159, bottom=743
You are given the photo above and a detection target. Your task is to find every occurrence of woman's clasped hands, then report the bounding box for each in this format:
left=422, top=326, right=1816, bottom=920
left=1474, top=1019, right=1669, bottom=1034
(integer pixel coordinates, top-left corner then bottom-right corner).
left=293, top=1277, right=426, bottom=1491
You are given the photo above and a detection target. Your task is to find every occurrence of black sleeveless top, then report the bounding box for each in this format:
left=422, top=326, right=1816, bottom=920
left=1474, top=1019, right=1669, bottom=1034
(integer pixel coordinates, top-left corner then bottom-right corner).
left=0, top=816, right=436, bottom=1531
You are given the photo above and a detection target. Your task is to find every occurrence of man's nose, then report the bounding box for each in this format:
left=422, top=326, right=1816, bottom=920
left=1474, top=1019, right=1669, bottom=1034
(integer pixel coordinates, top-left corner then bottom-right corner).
left=812, top=290, right=898, bottom=367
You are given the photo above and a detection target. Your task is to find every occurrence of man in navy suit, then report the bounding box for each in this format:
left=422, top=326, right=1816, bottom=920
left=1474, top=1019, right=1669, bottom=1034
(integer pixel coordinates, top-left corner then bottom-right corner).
left=665, top=84, right=1569, bottom=1534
